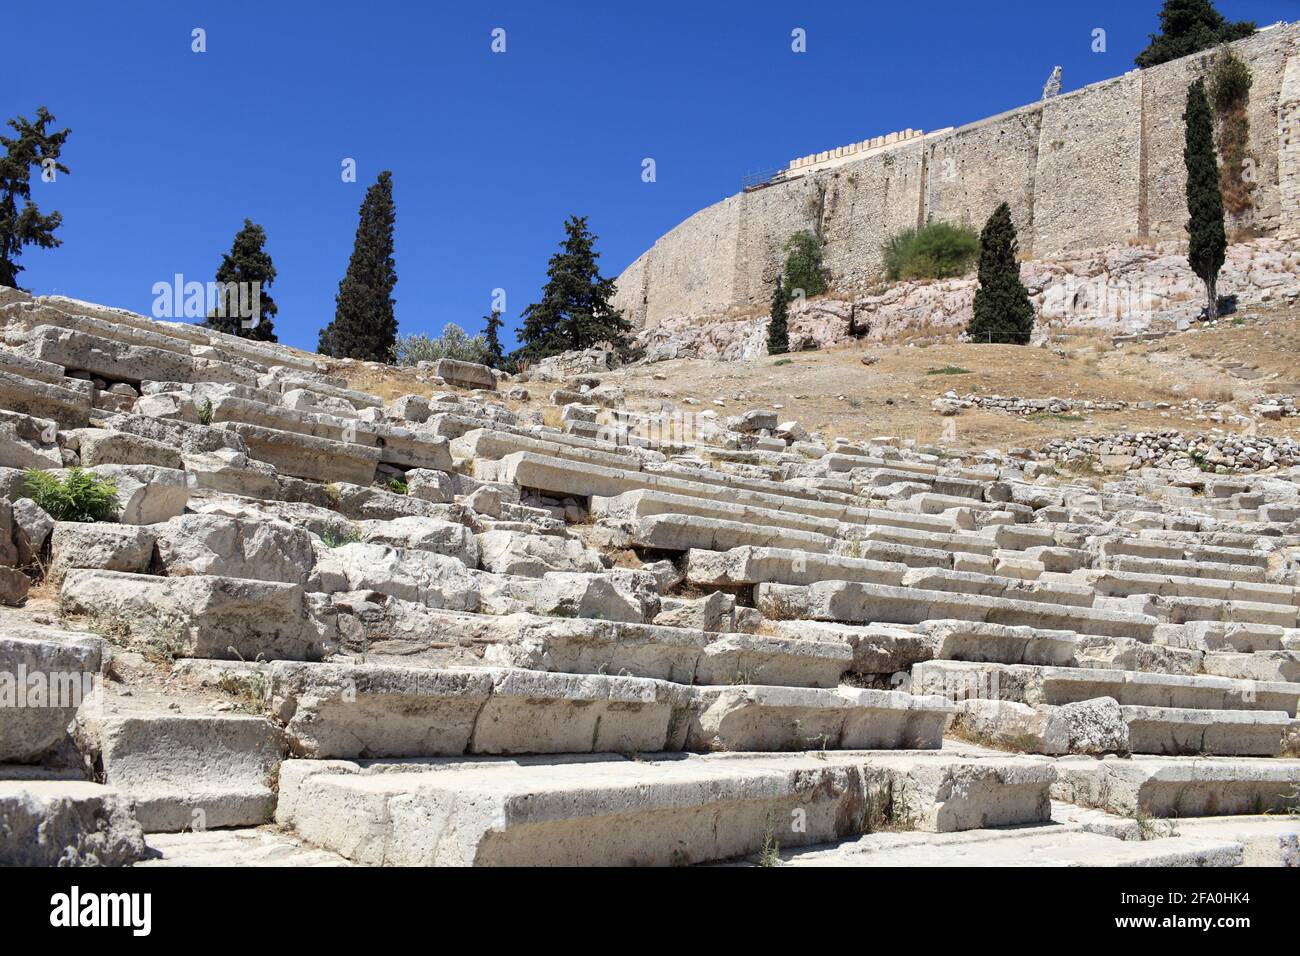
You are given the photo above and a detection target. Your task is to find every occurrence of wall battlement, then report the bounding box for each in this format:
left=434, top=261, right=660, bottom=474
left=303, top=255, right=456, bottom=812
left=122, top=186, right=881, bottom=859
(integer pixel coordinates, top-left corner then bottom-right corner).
left=615, top=23, right=1300, bottom=330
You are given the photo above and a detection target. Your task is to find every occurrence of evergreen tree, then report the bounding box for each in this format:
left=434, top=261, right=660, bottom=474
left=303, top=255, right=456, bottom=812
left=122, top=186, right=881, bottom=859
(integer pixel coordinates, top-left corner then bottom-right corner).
left=767, top=278, right=790, bottom=355
left=967, top=202, right=1035, bottom=345
left=0, top=107, right=70, bottom=290
left=204, top=219, right=278, bottom=342
left=782, top=230, right=827, bottom=297
left=1184, top=78, right=1227, bottom=319
left=318, top=170, right=397, bottom=361
left=483, top=309, right=506, bottom=369
left=1135, top=0, right=1254, bottom=69
left=515, top=215, right=632, bottom=362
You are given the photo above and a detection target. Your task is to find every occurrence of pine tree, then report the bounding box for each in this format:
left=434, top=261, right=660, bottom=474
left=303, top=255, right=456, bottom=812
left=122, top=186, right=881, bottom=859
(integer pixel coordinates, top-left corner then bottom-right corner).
left=204, top=219, right=278, bottom=342
left=483, top=309, right=506, bottom=369
left=1135, top=0, right=1254, bottom=69
left=0, top=107, right=70, bottom=290
left=967, top=202, right=1035, bottom=345
left=318, top=171, right=397, bottom=361
left=1184, top=78, right=1227, bottom=320
left=515, top=215, right=632, bottom=362
left=767, top=278, right=790, bottom=355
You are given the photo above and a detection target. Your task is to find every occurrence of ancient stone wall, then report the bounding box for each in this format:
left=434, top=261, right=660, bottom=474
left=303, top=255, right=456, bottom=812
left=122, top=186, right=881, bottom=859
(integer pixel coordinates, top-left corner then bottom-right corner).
left=616, top=22, right=1300, bottom=329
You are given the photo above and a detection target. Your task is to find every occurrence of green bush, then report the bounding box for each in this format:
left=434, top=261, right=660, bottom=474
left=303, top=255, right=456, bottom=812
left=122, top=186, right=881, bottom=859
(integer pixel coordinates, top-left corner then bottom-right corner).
left=23, top=468, right=119, bottom=522
left=782, top=230, right=827, bottom=297
left=882, top=222, right=979, bottom=281
left=392, top=322, right=488, bottom=366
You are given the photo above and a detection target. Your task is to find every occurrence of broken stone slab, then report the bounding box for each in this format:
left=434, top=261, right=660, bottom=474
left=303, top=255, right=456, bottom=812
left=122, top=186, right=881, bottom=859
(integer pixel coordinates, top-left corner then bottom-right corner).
left=1052, top=755, right=1300, bottom=818
left=215, top=420, right=380, bottom=485
left=435, top=358, right=496, bottom=390
left=0, top=780, right=146, bottom=866
left=0, top=413, right=61, bottom=470
left=630, top=513, right=834, bottom=554
left=310, top=542, right=480, bottom=611
left=60, top=569, right=330, bottom=661
left=155, top=512, right=318, bottom=584
left=276, top=750, right=1055, bottom=865
left=359, top=516, right=479, bottom=568
left=474, top=569, right=650, bottom=623
left=1120, top=705, right=1293, bottom=756
left=1200, top=650, right=1300, bottom=684
left=0, top=631, right=102, bottom=762
left=0, top=367, right=92, bottom=428
left=953, top=697, right=1129, bottom=756
left=75, top=712, right=285, bottom=832
left=48, top=521, right=156, bottom=582
left=475, top=529, right=603, bottom=577
left=685, top=685, right=953, bottom=752
left=65, top=427, right=183, bottom=469
left=684, top=545, right=907, bottom=588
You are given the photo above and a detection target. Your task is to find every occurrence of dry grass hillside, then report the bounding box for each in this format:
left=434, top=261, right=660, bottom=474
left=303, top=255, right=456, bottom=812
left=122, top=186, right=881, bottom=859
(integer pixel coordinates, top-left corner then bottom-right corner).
left=330, top=302, right=1300, bottom=453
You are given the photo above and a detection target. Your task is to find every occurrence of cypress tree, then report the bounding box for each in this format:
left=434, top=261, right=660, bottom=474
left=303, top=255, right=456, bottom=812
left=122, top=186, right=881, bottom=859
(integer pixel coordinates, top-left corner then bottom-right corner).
left=0, top=107, right=71, bottom=290
left=483, top=309, right=505, bottom=369
left=204, top=219, right=278, bottom=342
left=1184, top=78, right=1227, bottom=319
left=318, top=170, right=397, bottom=361
left=767, top=278, right=790, bottom=355
left=1135, top=0, right=1254, bottom=69
left=516, top=215, right=632, bottom=362
left=967, top=202, right=1035, bottom=345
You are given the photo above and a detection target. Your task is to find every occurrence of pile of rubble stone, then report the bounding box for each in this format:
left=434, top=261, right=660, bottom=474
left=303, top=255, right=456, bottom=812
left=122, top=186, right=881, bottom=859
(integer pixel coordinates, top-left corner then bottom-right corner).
left=1041, top=431, right=1300, bottom=474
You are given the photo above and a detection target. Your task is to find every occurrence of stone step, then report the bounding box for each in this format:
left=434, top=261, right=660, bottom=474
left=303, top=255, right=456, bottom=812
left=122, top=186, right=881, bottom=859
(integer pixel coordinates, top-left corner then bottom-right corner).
left=1057, top=569, right=1300, bottom=608
left=628, top=512, right=834, bottom=554
left=1104, top=554, right=1269, bottom=584
left=1120, top=705, right=1295, bottom=756
left=758, top=581, right=1158, bottom=640
left=76, top=712, right=285, bottom=832
left=758, top=825, right=1245, bottom=867
left=0, top=779, right=147, bottom=866
left=275, top=750, right=1056, bottom=865
left=176, top=660, right=952, bottom=757
left=1052, top=755, right=1300, bottom=818
left=214, top=420, right=381, bottom=485
left=140, top=828, right=354, bottom=867
left=911, top=660, right=1300, bottom=715
left=0, top=364, right=92, bottom=427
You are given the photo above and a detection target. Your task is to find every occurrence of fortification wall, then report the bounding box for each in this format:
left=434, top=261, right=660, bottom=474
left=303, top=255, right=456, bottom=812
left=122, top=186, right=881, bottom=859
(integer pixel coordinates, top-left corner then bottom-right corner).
left=615, top=22, right=1300, bottom=329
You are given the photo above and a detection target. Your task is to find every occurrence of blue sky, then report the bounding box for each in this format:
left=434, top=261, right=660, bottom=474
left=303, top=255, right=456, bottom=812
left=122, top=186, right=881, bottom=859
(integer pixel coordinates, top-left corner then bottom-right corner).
left=6, top=0, right=1292, bottom=351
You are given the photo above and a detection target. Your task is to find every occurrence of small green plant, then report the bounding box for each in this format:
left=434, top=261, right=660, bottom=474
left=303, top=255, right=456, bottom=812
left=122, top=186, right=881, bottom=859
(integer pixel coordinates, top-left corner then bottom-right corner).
left=1026, top=412, right=1086, bottom=423
left=882, top=221, right=979, bottom=281
left=216, top=671, right=269, bottom=714
left=773, top=358, right=793, bottom=367
left=22, top=468, right=119, bottom=522
left=198, top=397, right=214, bottom=426
left=925, top=365, right=971, bottom=376
left=385, top=477, right=408, bottom=495
left=756, top=813, right=782, bottom=867
left=321, top=524, right=361, bottom=548
left=1129, top=805, right=1178, bottom=841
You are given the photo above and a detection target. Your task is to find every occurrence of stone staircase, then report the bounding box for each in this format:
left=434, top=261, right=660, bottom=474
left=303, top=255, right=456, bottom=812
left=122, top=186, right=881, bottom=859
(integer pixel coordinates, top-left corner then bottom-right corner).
left=0, top=288, right=1298, bottom=866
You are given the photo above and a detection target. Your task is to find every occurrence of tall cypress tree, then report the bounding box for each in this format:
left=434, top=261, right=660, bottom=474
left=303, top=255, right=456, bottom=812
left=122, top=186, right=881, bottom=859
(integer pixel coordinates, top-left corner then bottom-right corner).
left=1135, top=0, right=1255, bottom=69
left=767, top=278, right=789, bottom=355
left=516, top=215, right=632, bottom=362
left=1185, top=78, right=1227, bottom=320
left=0, top=107, right=71, bottom=290
left=483, top=309, right=505, bottom=369
left=967, top=202, right=1035, bottom=345
left=204, top=219, right=278, bottom=342
left=318, top=170, right=397, bottom=361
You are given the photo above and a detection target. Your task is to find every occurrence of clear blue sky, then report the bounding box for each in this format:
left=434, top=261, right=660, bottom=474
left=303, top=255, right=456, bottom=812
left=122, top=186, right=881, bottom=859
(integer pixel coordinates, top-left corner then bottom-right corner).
left=6, top=0, right=1292, bottom=351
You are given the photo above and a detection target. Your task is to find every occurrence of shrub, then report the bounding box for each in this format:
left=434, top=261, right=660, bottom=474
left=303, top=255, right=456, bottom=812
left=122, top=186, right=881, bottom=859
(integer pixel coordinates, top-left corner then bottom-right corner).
left=782, top=230, right=827, bottom=297
left=392, top=323, right=488, bottom=366
left=882, top=223, right=979, bottom=281
left=23, top=468, right=119, bottom=522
